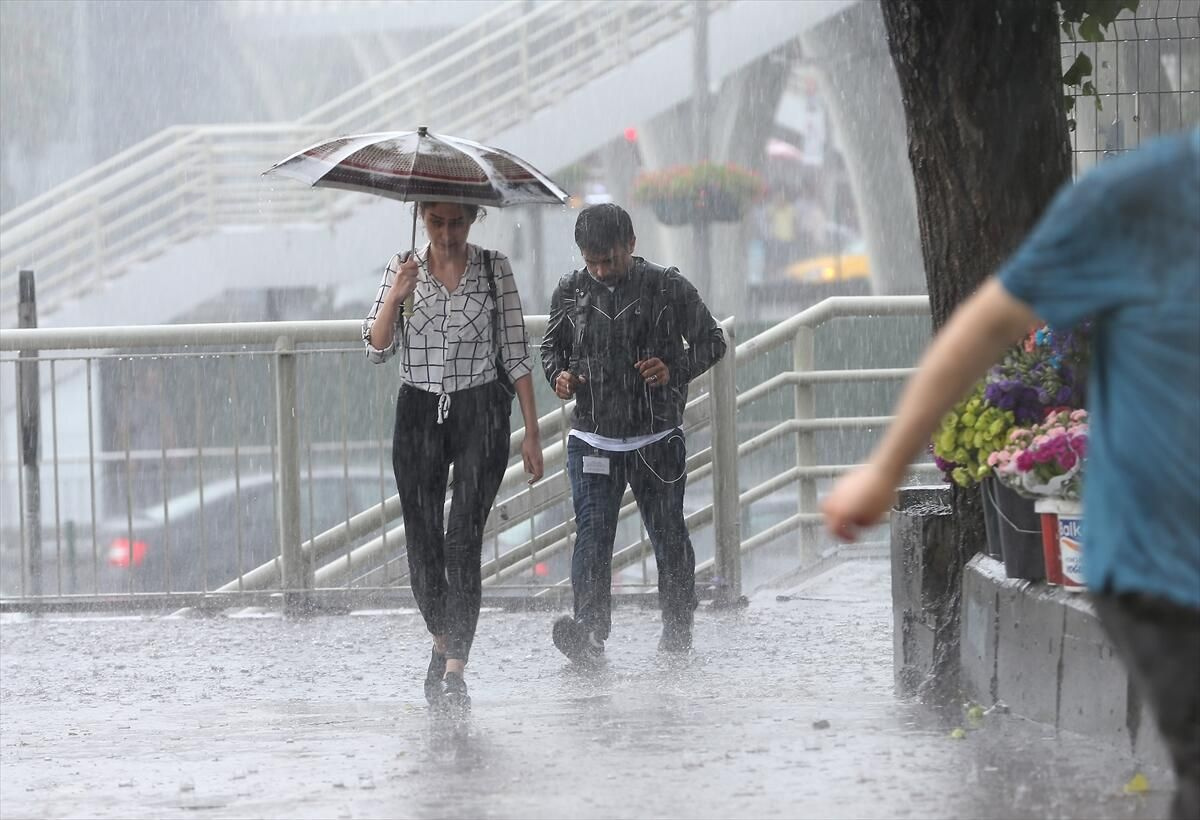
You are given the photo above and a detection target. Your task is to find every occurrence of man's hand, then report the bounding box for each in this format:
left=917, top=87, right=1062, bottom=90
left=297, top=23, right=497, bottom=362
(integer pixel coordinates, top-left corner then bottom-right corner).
left=635, top=357, right=670, bottom=387
left=554, top=370, right=586, bottom=400
left=820, top=463, right=898, bottom=543
left=522, top=434, right=544, bottom=485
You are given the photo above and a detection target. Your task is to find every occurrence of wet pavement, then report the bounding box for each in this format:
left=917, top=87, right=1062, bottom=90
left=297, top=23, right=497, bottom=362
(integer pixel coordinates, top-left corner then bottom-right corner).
left=0, top=560, right=1172, bottom=819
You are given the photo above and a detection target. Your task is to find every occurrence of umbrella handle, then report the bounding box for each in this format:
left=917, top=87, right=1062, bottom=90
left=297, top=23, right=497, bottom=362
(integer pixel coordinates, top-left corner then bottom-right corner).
left=404, top=205, right=418, bottom=318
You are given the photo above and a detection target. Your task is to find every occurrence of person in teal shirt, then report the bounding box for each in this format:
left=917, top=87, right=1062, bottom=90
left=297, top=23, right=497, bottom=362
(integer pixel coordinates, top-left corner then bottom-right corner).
left=822, top=128, right=1199, bottom=819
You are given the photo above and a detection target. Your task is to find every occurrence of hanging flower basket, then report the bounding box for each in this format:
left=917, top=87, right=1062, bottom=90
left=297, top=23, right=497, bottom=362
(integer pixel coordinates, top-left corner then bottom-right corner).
left=634, top=162, right=765, bottom=226
left=650, top=199, right=693, bottom=227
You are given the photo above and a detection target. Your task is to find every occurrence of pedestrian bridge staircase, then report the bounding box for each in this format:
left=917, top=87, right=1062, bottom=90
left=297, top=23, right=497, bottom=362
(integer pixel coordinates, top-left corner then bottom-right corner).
left=0, top=0, right=855, bottom=329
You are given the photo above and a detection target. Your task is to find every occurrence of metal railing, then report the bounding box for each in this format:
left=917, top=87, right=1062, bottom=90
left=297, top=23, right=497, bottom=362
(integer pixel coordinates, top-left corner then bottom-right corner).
left=0, top=0, right=717, bottom=323
left=0, top=296, right=937, bottom=612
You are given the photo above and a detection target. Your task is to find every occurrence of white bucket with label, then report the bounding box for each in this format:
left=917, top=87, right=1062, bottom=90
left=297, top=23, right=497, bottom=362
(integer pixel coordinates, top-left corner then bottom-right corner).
left=1055, top=499, right=1086, bottom=592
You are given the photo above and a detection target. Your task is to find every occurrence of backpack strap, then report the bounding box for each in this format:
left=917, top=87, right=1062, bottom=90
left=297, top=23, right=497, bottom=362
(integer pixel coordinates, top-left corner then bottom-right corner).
left=483, top=250, right=515, bottom=395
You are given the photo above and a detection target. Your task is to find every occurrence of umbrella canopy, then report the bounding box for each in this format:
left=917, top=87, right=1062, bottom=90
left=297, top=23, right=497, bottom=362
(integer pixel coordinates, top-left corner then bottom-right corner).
left=262, top=126, right=568, bottom=207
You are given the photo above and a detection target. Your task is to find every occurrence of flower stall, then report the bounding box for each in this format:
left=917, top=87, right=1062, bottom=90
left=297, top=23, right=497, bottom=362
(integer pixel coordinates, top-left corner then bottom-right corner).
left=932, top=322, right=1091, bottom=584
left=632, top=162, right=765, bottom=226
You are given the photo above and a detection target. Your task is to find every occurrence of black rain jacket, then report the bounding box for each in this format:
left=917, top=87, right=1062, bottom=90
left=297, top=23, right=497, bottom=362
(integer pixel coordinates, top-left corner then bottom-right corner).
left=539, top=258, right=727, bottom=438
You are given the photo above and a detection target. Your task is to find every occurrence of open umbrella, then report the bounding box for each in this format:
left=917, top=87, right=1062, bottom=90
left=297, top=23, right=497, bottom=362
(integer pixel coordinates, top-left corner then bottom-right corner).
left=263, top=125, right=568, bottom=263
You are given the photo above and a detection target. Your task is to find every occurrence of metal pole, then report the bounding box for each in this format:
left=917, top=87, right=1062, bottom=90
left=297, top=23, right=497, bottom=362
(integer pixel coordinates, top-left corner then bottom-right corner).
left=692, top=0, right=712, bottom=298
left=274, top=336, right=309, bottom=614
left=710, top=321, right=742, bottom=604
left=792, top=326, right=817, bottom=566
left=530, top=205, right=546, bottom=313
left=17, top=271, right=42, bottom=599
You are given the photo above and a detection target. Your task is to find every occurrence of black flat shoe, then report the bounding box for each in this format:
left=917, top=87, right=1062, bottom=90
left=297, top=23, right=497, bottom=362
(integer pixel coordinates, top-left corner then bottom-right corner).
left=424, top=648, right=446, bottom=706
left=441, top=672, right=471, bottom=714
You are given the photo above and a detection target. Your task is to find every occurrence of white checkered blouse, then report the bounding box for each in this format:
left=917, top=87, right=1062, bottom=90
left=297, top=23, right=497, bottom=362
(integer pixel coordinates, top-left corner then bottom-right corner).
left=362, top=243, right=533, bottom=397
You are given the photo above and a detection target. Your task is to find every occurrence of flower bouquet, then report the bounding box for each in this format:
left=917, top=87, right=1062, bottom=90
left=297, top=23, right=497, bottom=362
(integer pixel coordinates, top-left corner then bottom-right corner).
left=989, top=408, right=1090, bottom=589
left=984, top=324, right=1090, bottom=424
left=633, top=162, right=765, bottom=226
left=987, top=409, right=1089, bottom=500
left=932, top=382, right=1017, bottom=488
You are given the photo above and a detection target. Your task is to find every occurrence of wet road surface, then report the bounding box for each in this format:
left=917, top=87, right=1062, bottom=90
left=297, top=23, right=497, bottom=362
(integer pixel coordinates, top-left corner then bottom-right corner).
left=1, top=561, right=1172, bottom=819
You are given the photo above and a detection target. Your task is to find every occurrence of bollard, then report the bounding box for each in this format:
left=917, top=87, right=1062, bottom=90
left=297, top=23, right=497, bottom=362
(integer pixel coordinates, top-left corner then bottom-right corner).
left=274, top=336, right=310, bottom=614
left=16, top=271, right=42, bottom=599
left=890, top=485, right=954, bottom=698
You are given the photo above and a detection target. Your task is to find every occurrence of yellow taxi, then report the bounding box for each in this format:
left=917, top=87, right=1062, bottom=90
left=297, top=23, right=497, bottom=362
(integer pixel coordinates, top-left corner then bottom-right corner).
left=785, top=240, right=870, bottom=284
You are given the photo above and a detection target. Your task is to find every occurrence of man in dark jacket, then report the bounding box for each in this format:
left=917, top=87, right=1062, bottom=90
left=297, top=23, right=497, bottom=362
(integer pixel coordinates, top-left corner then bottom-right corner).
left=540, top=203, right=727, bottom=660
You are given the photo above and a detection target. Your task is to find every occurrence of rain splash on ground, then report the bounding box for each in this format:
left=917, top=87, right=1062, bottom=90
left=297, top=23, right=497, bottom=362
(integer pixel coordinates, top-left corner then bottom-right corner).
left=0, top=560, right=1172, bottom=819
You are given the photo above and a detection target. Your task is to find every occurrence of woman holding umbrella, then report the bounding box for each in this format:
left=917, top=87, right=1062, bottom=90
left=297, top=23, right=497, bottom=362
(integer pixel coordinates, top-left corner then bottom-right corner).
left=363, top=201, right=543, bottom=712
left=265, top=127, right=565, bottom=712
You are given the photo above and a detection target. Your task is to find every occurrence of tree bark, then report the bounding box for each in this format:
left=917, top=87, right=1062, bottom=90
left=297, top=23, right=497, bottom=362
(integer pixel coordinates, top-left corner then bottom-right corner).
left=880, top=0, right=1072, bottom=702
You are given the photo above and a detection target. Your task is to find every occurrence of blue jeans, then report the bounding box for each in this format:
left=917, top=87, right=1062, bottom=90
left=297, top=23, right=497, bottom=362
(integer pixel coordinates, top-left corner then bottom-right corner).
left=566, top=431, right=698, bottom=640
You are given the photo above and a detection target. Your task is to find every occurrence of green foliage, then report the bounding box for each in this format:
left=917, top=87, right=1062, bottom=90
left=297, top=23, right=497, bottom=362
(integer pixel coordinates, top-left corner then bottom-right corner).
left=1059, top=0, right=1140, bottom=130
left=932, top=382, right=1017, bottom=488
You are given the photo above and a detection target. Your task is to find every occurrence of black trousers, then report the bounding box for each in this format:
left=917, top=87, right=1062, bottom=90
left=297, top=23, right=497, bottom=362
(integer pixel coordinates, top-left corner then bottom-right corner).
left=1092, top=592, right=1200, bottom=820
left=392, top=381, right=510, bottom=662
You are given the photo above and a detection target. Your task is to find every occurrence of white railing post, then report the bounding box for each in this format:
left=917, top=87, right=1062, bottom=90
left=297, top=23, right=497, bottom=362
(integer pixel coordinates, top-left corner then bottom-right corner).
left=519, top=16, right=532, bottom=117
left=710, top=321, right=741, bottom=604
left=273, top=335, right=310, bottom=613
left=89, top=198, right=104, bottom=291
left=792, top=325, right=817, bottom=566
left=201, top=132, right=217, bottom=231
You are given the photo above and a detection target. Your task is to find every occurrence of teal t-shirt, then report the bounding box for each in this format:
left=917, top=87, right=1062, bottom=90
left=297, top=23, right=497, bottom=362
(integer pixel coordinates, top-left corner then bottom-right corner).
left=999, top=129, right=1200, bottom=609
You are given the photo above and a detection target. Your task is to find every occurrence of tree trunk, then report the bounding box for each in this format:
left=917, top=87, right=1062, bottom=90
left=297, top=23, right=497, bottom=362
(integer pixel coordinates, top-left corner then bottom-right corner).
left=880, top=0, right=1072, bottom=702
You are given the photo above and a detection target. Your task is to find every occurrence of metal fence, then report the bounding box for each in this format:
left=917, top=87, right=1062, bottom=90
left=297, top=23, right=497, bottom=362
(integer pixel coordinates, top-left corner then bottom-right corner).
left=1064, top=0, right=1200, bottom=175
left=0, top=296, right=937, bottom=613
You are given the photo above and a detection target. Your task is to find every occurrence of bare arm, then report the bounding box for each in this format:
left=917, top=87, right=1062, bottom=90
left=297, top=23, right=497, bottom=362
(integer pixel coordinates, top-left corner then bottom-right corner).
left=822, top=278, right=1039, bottom=540
left=369, top=254, right=419, bottom=352
left=513, top=373, right=544, bottom=483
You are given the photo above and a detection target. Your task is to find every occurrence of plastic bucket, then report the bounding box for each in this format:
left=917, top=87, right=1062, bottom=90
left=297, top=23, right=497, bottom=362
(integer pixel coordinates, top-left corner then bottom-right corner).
left=1054, top=499, right=1086, bottom=592
left=1033, top=500, right=1063, bottom=586
left=979, top=479, right=1004, bottom=561
left=987, top=480, right=1045, bottom=581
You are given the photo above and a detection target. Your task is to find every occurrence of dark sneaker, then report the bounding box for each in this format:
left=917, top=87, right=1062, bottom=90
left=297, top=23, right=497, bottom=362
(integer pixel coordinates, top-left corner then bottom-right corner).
left=424, top=648, right=446, bottom=706
left=441, top=672, right=471, bottom=713
left=552, top=615, right=604, bottom=664
left=658, top=615, right=693, bottom=653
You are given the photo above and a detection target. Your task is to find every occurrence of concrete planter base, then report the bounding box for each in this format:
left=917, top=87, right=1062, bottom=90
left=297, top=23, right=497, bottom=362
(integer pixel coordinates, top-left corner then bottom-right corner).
left=960, top=554, right=1171, bottom=770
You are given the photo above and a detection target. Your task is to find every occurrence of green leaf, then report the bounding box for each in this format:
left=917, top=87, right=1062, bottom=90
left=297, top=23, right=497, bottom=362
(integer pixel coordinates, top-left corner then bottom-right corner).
left=1060, top=0, right=1089, bottom=23
left=1064, top=96, right=1076, bottom=111
left=1062, top=53, right=1094, bottom=86
left=1079, top=14, right=1105, bottom=42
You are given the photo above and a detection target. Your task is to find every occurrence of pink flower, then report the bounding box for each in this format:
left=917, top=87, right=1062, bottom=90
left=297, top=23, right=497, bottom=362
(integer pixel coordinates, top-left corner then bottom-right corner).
left=1016, top=451, right=1035, bottom=472
left=1059, top=451, right=1078, bottom=470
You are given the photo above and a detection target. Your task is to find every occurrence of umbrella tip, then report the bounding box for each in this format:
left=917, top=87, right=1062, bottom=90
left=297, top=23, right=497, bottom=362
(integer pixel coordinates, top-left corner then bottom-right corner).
left=418, top=126, right=428, bottom=136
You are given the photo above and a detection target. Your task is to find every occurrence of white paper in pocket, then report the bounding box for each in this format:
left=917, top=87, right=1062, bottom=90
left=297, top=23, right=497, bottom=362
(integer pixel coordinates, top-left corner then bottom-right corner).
left=581, top=456, right=611, bottom=476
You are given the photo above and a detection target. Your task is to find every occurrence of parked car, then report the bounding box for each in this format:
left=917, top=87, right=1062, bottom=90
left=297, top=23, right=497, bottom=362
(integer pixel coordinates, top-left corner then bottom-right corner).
left=102, top=468, right=392, bottom=593
left=786, top=238, right=870, bottom=285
